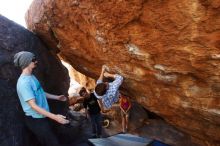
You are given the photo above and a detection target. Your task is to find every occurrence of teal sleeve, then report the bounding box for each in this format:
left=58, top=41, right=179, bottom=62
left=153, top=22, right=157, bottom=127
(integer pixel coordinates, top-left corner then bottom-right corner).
left=19, top=81, right=35, bottom=102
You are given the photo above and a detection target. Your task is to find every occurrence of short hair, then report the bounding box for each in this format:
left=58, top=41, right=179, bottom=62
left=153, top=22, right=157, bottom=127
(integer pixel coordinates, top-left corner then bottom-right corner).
left=95, top=83, right=107, bottom=96
left=79, top=87, right=86, bottom=96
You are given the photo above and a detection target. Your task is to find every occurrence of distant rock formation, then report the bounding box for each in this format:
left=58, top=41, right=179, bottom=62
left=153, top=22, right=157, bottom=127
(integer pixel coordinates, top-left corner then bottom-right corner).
left=26, top=0, right=220, bottom=145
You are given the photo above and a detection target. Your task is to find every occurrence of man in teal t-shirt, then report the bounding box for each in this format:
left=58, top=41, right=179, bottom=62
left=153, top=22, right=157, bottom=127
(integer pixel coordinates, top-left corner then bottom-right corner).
left=17, top=74, right=50, bottom=118
left=14, top=51, right=69, bottom=146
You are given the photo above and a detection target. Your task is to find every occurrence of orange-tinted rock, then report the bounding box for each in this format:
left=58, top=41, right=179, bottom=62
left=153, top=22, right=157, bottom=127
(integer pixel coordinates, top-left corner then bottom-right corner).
left=26, top=0, right=220, bottom=145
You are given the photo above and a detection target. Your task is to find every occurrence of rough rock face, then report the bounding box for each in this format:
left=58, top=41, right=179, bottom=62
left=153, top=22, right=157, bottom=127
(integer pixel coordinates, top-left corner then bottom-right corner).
left=26, top=0, right=220, bottom=145
left=0, top=15, right=71, bottom=146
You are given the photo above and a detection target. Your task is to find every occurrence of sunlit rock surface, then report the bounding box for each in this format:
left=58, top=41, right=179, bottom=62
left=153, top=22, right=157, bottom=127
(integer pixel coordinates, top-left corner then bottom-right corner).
left=62, top=60, right=95, bottom=91
left=26, top=0, right=220, bottom=145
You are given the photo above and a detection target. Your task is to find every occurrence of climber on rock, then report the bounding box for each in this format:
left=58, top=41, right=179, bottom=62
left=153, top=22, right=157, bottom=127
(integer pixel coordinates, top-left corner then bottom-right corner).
left=14, top=51, right=69, bottom=146
left=119, top=94, right=131, bottom=133
left=94, top=65, right=124, bottom=110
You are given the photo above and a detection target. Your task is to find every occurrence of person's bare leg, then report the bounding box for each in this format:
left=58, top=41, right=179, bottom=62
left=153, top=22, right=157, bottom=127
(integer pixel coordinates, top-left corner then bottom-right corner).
left=125, top=114, right=129, bottom=132
left=122, top=116, right=125, bottom=132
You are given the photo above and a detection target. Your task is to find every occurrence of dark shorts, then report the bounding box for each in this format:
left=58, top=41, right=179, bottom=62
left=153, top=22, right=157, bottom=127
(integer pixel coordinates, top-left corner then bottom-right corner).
left=121, top=110, right=130, bottom=117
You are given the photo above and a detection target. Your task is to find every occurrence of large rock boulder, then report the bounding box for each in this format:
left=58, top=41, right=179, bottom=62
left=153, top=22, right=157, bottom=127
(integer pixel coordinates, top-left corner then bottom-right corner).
left=26, top=0, right=220, bottom=145
left=0, top=15, right=71, bottom=146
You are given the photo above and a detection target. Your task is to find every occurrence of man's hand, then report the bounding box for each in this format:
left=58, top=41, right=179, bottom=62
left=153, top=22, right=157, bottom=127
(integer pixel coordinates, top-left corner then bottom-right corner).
left=102, top=65, right=107, bottom=73
left=53, top=114, right=70, bottom=124
left=57, top=95, right=67, bottom=101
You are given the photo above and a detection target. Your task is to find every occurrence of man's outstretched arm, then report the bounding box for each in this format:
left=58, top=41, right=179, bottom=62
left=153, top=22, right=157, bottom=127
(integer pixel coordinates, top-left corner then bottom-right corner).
left=45, top=92, right=67, bottom=101
left=104, top=72, right=123, bottom=89
left=69, top=96, right=85, bottom=105
left=97, top=65, right=107, bottom=83
left=27, top=99, right=69, bottom=124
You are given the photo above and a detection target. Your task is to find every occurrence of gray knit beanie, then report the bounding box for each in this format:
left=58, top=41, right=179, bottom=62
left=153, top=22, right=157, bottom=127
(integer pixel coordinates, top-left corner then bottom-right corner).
left=14, top=51, right=35, bottom=69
